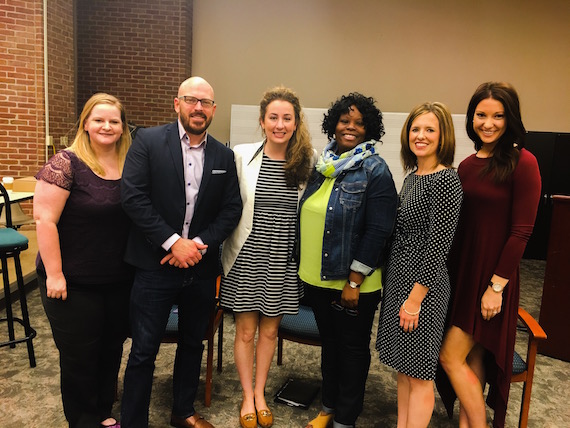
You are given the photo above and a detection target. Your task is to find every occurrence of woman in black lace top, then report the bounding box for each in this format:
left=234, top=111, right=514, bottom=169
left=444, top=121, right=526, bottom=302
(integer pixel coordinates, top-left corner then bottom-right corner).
left=34, top=93, right=133, bottom=428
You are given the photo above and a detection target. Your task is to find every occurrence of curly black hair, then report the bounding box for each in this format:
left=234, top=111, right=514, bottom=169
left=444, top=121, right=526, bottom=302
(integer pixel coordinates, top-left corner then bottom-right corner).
left=321, top=92, right=384, bottom=142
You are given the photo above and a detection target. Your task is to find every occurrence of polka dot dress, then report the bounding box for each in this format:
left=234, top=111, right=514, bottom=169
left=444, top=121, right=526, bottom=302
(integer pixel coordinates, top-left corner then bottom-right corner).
left=376, top=168, right=462, bottom=380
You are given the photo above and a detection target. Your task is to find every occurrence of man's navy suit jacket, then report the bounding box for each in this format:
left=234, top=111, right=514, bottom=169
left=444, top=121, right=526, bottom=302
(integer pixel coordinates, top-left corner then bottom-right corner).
left=121, top=121, right=242, bottom=279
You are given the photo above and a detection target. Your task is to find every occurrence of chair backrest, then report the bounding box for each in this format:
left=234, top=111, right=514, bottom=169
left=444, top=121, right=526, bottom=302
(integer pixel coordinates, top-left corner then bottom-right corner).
left=0, top=182, right=14, bottom=228
left=277, top=304, right=321, bottom=366
left=279, top=304, right=321, bottom=344
left=163, top=275, right=222, bottom=342
left=0, top=202, right=35, bottom=228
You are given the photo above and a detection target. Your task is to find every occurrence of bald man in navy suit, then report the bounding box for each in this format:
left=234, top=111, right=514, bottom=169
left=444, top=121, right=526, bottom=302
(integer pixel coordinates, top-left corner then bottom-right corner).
left=121, top=77, right=242, bottom=428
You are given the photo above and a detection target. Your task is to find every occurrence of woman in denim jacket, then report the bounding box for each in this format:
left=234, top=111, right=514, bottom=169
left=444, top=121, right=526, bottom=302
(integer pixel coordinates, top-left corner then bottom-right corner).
left=299, top=93, right=398, bottom=428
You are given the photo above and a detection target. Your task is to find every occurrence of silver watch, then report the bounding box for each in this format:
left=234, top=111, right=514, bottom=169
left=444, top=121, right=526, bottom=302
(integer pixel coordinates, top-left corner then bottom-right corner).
left=489, top=281, right=504, bottom=293
left=348, top=280, right=361, bottom=289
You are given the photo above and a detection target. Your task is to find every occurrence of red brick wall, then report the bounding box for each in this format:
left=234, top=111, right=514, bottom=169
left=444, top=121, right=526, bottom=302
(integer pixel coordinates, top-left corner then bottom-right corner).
left=47, top=0, right=76, bottom=153
left=76, top=0, right=193, bottom=128
left=0, top=0, right=46, bottom=179
left=1, top=0, right=193, bottom=184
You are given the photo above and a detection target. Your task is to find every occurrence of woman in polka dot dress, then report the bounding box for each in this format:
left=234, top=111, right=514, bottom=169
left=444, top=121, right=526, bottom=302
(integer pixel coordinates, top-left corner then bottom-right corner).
left=376, top=102, right=462, bottom=427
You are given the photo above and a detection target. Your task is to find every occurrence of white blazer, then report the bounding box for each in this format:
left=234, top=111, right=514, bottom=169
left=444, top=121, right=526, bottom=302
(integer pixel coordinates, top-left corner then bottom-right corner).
left=221, top=141, right=317, bottom=276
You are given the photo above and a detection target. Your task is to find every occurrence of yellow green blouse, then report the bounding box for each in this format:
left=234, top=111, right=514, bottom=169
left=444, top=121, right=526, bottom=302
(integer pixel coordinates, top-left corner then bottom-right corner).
left=298, top=177, right=383, bottom=293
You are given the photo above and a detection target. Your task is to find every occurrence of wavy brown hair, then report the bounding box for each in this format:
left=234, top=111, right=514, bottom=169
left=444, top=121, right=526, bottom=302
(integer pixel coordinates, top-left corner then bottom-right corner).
left=466, top=82, right=525, bottom=182
left=259, top=86, right=314, bottom=188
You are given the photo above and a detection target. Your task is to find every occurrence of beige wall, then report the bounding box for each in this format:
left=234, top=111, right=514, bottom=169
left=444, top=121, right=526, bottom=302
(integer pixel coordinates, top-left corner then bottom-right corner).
left=192, top=0, right=570, bottom=143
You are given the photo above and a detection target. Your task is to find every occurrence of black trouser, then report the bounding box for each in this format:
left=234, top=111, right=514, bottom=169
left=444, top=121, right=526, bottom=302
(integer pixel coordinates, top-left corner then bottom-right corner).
left=39, top=274, right=131, bottom=428
left=305, top=284, right=381, bottom=427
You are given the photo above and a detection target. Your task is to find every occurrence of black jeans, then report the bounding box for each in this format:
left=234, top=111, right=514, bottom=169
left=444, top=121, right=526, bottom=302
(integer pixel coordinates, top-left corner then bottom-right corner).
left=305, top=284, right=381, bottom=427
left=39, top=274, right=131, bottom=428
left=120, top=268, right=216, bottom=428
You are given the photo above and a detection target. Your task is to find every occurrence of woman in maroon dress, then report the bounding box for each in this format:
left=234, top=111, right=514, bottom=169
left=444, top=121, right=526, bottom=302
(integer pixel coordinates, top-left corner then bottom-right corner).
left=437, top=82, right=541, bottom=427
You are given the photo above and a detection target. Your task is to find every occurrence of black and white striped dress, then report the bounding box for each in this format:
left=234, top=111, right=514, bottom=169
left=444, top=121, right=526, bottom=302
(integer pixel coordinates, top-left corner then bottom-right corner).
left=221, top=154, right=302, bottom=316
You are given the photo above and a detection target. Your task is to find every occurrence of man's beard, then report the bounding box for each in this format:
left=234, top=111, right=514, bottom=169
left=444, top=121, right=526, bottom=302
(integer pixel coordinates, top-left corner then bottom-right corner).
left=181, top=113, right=212, bottom=135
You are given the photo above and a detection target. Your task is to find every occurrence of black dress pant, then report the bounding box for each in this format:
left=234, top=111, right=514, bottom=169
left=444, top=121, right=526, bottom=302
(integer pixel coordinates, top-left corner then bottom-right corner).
left=305, top=284, right=381, bottom=427
left=39, top=274, right=131, bottom=428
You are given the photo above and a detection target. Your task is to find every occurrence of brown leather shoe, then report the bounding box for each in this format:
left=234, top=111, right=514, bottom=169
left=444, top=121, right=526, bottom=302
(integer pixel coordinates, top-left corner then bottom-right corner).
left=170, top=413, right=215, bottom=428
left=257, top=407, right=273, bottom=428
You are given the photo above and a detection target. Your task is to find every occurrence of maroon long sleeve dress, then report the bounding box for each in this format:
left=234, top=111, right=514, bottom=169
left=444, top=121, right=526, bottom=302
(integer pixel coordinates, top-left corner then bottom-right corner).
left=436, top=148, right=541, bottom=427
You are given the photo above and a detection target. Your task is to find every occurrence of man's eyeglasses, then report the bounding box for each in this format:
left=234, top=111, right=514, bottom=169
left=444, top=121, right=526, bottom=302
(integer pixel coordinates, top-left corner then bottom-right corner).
left=331, top=301, right=358, bottom=317
left=178, top=96, right=215, bottom=108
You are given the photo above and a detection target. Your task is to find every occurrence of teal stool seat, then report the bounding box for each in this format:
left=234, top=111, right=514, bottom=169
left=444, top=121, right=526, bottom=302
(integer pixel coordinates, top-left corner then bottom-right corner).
left=0, top=227, right=30, bottom=250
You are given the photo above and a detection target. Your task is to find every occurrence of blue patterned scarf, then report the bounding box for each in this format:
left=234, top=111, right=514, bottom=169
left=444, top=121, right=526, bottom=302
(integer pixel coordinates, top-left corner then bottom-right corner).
left=315, top=140, right=378, bottom=178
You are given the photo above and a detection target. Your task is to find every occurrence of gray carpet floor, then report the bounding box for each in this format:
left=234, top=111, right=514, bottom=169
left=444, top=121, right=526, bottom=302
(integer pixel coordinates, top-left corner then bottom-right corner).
left=1, top=259, right=568, bottom=427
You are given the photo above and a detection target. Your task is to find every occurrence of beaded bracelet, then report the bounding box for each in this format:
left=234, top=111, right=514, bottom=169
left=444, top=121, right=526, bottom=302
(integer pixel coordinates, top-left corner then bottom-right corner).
left=402, top=299, right=421, bottom=316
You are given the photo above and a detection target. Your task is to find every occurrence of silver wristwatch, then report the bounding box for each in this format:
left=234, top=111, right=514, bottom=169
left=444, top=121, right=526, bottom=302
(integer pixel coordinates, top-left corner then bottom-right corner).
left=489, top=281, right=504, bottom=293
left=348, top=280, right=361, bottom=289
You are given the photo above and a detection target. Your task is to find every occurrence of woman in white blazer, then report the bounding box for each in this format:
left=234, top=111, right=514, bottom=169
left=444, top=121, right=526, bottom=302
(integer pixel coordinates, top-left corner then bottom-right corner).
left=221, top=86, right=316, bottom=428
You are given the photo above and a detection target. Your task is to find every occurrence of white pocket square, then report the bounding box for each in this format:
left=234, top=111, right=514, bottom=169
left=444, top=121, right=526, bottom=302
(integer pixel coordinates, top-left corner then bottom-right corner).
left=212, top=169, right=227, bottom=174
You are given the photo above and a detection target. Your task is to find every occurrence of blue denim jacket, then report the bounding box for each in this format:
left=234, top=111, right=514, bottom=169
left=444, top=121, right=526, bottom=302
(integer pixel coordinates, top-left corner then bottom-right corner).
left=298, top=154, right=398, bottom=280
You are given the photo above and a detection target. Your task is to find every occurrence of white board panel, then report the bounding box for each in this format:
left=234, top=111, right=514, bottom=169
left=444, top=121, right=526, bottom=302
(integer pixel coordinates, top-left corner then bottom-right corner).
left=230, top=104, right=474, bottom=191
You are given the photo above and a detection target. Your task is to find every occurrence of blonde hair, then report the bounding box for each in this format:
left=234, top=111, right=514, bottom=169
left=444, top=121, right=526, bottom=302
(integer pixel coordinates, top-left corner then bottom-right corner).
left=400, top=102, right=456, bottom=173
left=259, top=86, right=313, bottom=188
left=68, top=93, right=131, bottom=176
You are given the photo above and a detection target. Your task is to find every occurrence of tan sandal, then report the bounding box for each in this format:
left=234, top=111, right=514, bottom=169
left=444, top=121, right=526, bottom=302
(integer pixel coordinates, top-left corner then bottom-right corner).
left=306, top=411, right=334, bottom=428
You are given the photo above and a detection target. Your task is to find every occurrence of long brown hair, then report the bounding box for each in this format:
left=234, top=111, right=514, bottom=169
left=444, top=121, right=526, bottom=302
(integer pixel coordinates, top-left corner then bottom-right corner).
left=466, top=82, right=525, bottom=182
left=259, top=86, right=313, bottom=188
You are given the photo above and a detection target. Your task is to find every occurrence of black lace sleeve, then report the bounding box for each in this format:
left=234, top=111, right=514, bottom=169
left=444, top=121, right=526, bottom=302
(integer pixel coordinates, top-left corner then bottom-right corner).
left=35, top=150, right=74, bottom=191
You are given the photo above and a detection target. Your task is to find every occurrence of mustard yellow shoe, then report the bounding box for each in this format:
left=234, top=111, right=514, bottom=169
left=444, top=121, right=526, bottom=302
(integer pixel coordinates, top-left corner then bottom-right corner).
left=239, top=412, right=257, bottom=428
left=306, top=411, right=333, bottom=428
left=257, top=407, right=273, bottom=428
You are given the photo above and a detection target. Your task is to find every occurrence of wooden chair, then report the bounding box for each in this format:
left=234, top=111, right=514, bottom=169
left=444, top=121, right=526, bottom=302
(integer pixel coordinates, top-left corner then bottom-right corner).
left=163, top=275, right=224, bottom=407
left=505, top=307, right=547, bottom=428
left=277, top=304, right=321, bottom=366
